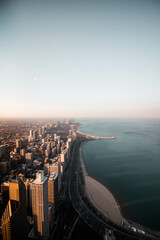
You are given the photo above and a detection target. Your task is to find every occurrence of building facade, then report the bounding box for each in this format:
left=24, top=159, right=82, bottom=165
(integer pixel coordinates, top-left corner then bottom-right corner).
left=32, top=171, right=49, bottom=240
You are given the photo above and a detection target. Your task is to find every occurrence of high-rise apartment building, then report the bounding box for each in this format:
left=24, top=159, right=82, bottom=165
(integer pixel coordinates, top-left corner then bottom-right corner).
left=48, top=172, right=58, bottom=209
left=54, top=133, right=57, bottom=141
left=25, top=152, right=33, bottom=165
left=30, top=130, right=33, bottom=138
left=69, top=129, right=72, bottom=138
left=32, top=170, right=49, bottom=240
left=49, top=163, right=61, bottom=192
left=67, top=138, right=73, bottom=159
left=0, top=181, right=9, bottom=207
left=61, top=150, right=68, bottom=170
left=1, top=200, right=21, bottom=240
left=16, top=139, right=22, bottom=148
left=24, top=178, right=34, bottom=216
left=33, top=130, right=38, bottom=140
left=1, top=176, right=27, bottom=240
left=56, top=143, right=60, bottom=154
left=39, top=127, right=42, bottom=136
left=42, top=126, right=45, bottom=135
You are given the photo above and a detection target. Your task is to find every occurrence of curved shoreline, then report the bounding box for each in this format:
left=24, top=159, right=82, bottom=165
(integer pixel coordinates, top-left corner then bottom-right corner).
left=79, top=141, right=160, bottom=238
left=79, top=143, right=125, bottom=224
left=77, top=129, right=116, bottom=139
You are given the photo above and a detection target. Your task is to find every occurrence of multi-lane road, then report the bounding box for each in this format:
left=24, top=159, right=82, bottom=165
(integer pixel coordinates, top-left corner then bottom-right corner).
left=50, top=137, right=160, bottom=240
left=69, top=138, right=160, bottom=240
left=49, top=140, right=101, bottom=240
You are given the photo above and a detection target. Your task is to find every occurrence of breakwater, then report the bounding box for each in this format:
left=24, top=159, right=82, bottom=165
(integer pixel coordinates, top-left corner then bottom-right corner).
left=77, top=130, right=116, bottom=140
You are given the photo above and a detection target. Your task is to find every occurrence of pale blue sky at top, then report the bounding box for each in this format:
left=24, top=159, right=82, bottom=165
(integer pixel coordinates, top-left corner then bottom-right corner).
left=0, top=0, right=160, bottom=118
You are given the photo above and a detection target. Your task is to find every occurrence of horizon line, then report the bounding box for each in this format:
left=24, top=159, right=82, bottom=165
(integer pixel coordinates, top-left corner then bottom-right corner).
left=0, top=116, right=160, bottom=120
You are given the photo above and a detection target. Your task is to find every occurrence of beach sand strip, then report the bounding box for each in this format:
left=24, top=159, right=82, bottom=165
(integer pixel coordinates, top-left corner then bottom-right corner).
left=85, top=175, right=124, bottom=224
left=80, top=144, right=124, bottom=225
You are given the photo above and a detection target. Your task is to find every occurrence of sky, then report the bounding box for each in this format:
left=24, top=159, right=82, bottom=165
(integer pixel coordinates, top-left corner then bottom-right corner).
left=0, top=0, right=160, bottom=118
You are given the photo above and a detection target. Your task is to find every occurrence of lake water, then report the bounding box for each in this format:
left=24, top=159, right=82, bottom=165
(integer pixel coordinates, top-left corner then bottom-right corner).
left=80, top=118, right=160, bottom=230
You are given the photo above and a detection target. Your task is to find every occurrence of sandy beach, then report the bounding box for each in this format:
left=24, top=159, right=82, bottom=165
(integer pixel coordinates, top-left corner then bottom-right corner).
left=80, top=145, right=125, bottom=225
left=85, top=175, right=123, bottom=224
left=79, top=143, right=160, bottom=240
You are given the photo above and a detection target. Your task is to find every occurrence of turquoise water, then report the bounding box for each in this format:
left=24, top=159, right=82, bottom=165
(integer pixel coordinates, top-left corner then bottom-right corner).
left=80, top=118, right=160, bottom=230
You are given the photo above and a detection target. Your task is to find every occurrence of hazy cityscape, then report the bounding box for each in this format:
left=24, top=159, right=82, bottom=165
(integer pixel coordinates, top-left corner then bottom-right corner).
left=0, top=119, right=76, bottom=239
left=0, top=119, right=159, bottom=240
left=0, top=118, right=116, bottom=240
left=1, top=0, right=160, bottom=239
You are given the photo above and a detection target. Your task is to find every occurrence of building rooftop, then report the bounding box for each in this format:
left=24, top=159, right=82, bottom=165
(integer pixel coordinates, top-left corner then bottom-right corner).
left=61, top=150, right=67, bottom=154
left=49, top=172, right=58, bottom=181
left=33, top=170, right=47, bottom=184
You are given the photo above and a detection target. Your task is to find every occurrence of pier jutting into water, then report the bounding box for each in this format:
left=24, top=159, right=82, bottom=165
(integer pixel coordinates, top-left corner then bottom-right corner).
left=77, top=130, right=116, bottom=140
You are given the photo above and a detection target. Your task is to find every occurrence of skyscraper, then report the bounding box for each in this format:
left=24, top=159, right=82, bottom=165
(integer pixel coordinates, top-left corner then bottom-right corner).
left=39, top=127, right=42, bottom=136
left=69, top=129, right=72, bottom=138
left=16, top=139, right=22, bottom=148
left=32, top=170, right=49, bottom=240
left=49, top=162, right=61, bottom=192
left=25, top=152, right=33, bottom=165
left=48, top=172, right=58, bottom=209
left=33, top=130, right=38, bottom=140
left=1, top=200, right=20, bottom=240
left=1, top=176, right=27, bottom=240
left=54, top=133, right=57, bottom=141
left=30, top=130, right=33, bottom=138
left=42, top=126, right=45, bottom=135
left=61, top=150, right=68, bottom=170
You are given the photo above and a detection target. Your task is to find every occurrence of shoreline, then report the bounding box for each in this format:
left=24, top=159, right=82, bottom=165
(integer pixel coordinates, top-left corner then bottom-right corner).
left=77, top=129, right=116, bottom=139
left=79, top=141, right=160, bottom=238
left=79, top=143, right=125, bottom=225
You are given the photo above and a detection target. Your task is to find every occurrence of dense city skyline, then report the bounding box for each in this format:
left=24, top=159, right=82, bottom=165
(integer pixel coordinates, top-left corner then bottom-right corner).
left=1, top=0, right=160, bottom=118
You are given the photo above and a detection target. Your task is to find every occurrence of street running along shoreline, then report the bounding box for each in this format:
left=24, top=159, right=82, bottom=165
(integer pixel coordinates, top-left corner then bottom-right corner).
left=79, top=142, right=124, bottom=225
left=79, top=141, right=160, bottom=239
